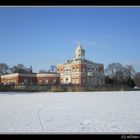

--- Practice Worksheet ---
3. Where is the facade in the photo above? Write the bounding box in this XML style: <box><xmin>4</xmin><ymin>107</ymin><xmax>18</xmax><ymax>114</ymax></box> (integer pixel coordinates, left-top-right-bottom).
<box><xmin>36</xmin><ymin>73</ymin><xmax>60</xmax><ymax>85</ymax></box>
<box><xmin>56</xmin><ymin>43</ymin><xmax>104</xmax><ymax>86</ymax></box>
<box><xmin>1</xmin><ymin>73</ymin><xmax>37</xmax><ymax>85</ymax></box>
<box><xmin>0</xmin><ymin>73</ymin><xmax>60</xmax><ymax>85</ymax></box>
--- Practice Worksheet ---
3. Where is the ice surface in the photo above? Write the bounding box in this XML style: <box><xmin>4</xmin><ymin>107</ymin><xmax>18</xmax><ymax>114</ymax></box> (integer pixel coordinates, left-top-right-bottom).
<box><xmin>0</xmin><ymin>91</ymin><xmax>140</xmax><ymax>133</ymax></box>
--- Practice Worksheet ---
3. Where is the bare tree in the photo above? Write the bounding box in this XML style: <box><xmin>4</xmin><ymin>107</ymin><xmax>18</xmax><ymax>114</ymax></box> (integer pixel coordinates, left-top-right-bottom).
<box><xmin>105</xmin><ymin>63</ymin><xmax>124</xmax><ymax>78</ymax></box>
<box><xmin>123</xmin><ymin>65</ymin><xmax>135</xmax><ymax>79</ymax></box>
<box><xmin>49</xmin><ymin>65</ymin><xmax>56</xmax><ymax>73</ymax></box>
<box><xmin>115</xmin><ymin>70</ymin><xmax>124</xmax><ymax>83</ymax></box>
<box><xmin>105</xmin><ymin>62</ymin><xmax>136</xmax><ymax>87</ymax></box>
<box><xmin>133</xmin><ymin>72</ymin><xmax>140</xmax><ymax>87</ymax></box>
<box><xmin>0</xmin><ymin>63</ymin><xmax>9</xmax><ymax>75</ymax></box>
<box><xmin>10</xmin><ymin>64</ymin><xmax>32</xmax><ymax>74</ymax></box>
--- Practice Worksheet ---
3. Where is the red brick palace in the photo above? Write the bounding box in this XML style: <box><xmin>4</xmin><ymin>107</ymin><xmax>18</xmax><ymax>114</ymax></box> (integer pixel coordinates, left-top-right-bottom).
<box><xmin>56</xmin><ymin>43</ymin><xmax>104</xmax><ymax>86</ymax></box>
<box><xmin>0</xmin><ymin>43</ymin><xmax>104</xmax><ymax>86</ymax></box>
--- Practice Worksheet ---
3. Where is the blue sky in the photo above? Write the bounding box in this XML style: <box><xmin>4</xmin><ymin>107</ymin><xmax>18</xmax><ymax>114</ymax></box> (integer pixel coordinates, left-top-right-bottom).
<box><xmin>0</xmin><ymin>7</ymin><xmax>140</xmax><ymax>72</ymax></box>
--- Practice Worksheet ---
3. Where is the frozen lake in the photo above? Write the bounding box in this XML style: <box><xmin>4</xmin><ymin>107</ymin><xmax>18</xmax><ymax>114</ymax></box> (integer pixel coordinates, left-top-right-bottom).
<box><xmin>0</xmin><ymin>91</ymin><xmax>140</xmax><ymax>134</ymax></box>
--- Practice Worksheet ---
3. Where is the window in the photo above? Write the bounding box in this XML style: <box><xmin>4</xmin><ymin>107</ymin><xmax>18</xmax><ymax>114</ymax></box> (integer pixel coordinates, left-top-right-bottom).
<box><xmin>53</xmin><ymin>79</ymin><xmax>56</xmax><ymax>84</ymax></box>
<box><xmin>76</xmin><ymin>67</ymin><xmax>78</xmax><ymax>71</ymax></box>
<box><xmin>46</xmin><ymin>79</ymin><xmax>48</xmax><ymax>84</ymax></box>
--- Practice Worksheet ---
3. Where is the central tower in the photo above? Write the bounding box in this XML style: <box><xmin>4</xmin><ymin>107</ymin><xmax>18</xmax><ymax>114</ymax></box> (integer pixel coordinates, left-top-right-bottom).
<box><xmin>75</xmin><ymin>43</ymin><xmax>85</xmax><ymax>60</ymax></box>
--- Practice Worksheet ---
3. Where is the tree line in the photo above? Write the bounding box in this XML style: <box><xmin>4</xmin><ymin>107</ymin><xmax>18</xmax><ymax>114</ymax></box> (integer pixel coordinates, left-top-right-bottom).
<box><xmin>0</xmin><ymin>63</ymin><xmax>32</xmax><ymax>74</ymax></box>
<box><xmin>0</xmin><ymin>63</ymin><xmax>56</xmax><ymax>75</ymax></box>
<box><xmin>0</xmin><ymin>62</ymin><xmax>140</xmax><ymax>88</ymax></box>
<box><xmin>105</xmin><ymin>62</ymin><xmax>140</xmax><ymax>88</ymax></box>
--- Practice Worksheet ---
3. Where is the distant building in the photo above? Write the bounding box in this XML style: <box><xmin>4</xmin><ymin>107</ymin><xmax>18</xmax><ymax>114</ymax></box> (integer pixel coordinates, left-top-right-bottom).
<box><xmin>56</xmin><ymin>43</ymin><xmax>104</xmax><ymax>86</ymax></box>
<box><xmin>0</xmin><ymin>73</ymin><xmax>37</xmax><ymax>85</ymax></box>
<box><xmin>0</xmin><ymin>72</ymin><xmax>60</xmax><ymax>85</ymax></box>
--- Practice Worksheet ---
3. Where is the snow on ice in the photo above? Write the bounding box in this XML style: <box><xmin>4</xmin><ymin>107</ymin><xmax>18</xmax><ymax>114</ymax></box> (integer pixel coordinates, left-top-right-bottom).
<box><xmin>0</xmin><ymin>91</ymin><xmax>140</xmax><ymax>133</ymax></box>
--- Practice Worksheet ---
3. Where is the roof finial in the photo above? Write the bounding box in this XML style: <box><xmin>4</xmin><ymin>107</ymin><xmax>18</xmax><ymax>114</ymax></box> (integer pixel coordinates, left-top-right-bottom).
<box><xmin>76</xmin><ymin>41</ymin><xmax>83</xmax><ymax>50</ymax></box>
<box><xmin>77</xmin><ymin>41</ymin><xmax>81</xmax><ymax>47</ymax></box>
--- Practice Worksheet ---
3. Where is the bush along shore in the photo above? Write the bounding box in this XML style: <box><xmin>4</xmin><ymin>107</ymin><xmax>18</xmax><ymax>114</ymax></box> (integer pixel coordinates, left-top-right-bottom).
<box><xmin>0</xmin><ymin>84</ymin><xmax>138</xmax><ymax>92</ymax></box>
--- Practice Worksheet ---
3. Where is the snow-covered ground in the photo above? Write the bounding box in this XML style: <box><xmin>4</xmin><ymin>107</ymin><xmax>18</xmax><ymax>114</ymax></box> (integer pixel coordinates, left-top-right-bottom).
<box><xmin>0</xmin><ymin>91</ymin><xmax>140</xmax><ymax>134</ymax></box>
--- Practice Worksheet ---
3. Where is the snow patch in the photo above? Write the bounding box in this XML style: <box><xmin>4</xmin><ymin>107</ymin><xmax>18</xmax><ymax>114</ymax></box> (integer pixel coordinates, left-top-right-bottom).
<box><xmin>0</xmin><ymin>91</ymin><xmax>140</xmax><ymax>133</ymax></box>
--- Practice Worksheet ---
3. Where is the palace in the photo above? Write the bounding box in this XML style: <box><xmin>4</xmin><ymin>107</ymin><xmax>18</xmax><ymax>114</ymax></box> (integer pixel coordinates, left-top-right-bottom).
<box><xmin>56</xmin><ymin>43</ymin><xmax>104</xmax><ymax>86</ymax></box>
<box><xmin>0</xmin><ymin>43</ymin><xmax>104</xmax><ymax>86</ymax></box>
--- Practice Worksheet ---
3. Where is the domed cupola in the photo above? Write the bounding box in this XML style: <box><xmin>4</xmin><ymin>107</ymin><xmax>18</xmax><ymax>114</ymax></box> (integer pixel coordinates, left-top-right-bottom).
<box><xmin>75</xmin><ymin>42</ymin><xmax>85</xmax><ymax>60</ymax></box>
